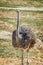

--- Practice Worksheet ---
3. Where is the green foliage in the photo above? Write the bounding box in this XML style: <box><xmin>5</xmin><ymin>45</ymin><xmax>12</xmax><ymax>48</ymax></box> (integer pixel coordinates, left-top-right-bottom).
<box><xmin>0</xmin><ymin>0</ymin><xmax>43</xmax><ymax>7</ymax></box>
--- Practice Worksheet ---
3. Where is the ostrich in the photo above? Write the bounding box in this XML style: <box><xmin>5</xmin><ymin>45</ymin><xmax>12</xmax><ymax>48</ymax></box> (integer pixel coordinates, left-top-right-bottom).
<box><xmin>12</xmin><ymin>10</ymin><xmax>36</xmax><ymax>65</ymax></box>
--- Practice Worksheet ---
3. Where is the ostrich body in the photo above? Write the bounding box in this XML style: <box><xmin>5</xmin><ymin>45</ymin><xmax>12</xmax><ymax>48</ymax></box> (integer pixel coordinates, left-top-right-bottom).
<box><xmin>12</xmin><ymin>26</ymin><xmax>36</xmax><ymax>49</ymax></box>
<box><xmin>12</xmin><ymin>10</ymin><xmax>36</xmax><ymax>65</ymax></box>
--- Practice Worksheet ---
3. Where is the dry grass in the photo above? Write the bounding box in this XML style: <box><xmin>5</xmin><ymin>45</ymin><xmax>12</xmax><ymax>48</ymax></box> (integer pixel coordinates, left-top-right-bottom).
<box><xmin>0</xmin><ymin>0</ymin><xmax>43</xmax><ymax>7</ymax></box>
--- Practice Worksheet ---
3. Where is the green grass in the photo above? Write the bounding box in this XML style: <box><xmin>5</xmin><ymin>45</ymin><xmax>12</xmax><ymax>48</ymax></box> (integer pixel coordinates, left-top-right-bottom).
<box><xmin>0</xmin><ymin>17</ymin><xmax>17</xmax><ymax>31</ymax></box>
<box><xmin>0</xmin><ymin>18</ymin><xmax>16</xmax><ymax>24</ymax></box>
<box><xmin>21</xmin><ymin>17</ymin><xmax>43</xmax><ymax>30</ymax></box>
<box><xmin>0</xmin><ymin>17</ymin><xmax>43</xmax><ymax>32</ymax></box>
<box><xmin>30</xmin><ymin>50</ymin><xmax>39</xmax><ymax>57</ymax></box>
<box><xmin>0</xmin><ymin>1</ymin><xmax>17</xmax><ymax>7</ymax></box>
<box><xmin>0</xmin><ymin>0</ymin><xmax>43</xmax><ymax>7</ymax></box>
<box><xmin>0</xmin><ymin>39</ymin><xmax>22</xmax><ymax>58</ymax></box>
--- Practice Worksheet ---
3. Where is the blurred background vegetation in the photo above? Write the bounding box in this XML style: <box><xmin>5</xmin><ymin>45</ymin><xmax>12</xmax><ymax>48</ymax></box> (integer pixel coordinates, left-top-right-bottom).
<box><xmin>0</xmin><ymin>0</ymin><xmax>43</xmax><ymax>7</ymax></box>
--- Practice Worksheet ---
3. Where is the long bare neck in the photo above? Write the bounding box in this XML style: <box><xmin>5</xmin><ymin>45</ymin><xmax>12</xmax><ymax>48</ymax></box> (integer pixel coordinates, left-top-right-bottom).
<box><xmin>17</xmin><ymin>10</ymin><xmax>20</xmax><ymax>38</ymax></box>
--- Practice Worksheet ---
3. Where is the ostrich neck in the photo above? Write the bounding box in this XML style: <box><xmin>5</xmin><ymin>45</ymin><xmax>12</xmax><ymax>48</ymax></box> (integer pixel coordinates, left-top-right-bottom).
<box><xmin>17</xmin><ymin>10</ymin><xmax>20</xmax><ymax>38</ymax></box>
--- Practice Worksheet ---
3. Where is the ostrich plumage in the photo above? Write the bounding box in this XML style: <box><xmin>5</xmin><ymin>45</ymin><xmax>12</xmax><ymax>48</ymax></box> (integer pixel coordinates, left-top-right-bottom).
<box><xmin>12</xmin><ymin>26</ymin><xmax>36</xmax><ymax>49</ymax></box>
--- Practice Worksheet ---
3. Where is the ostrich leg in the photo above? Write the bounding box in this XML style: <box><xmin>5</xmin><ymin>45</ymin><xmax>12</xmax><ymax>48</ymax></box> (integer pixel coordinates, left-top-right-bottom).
<box><xmin>21</xmin><ymin>49</ymin><xmax>24</xmax><ymax>65</ymax></box>
<box><xmin>27</xmin><ymin>49</ymin><xmax>29</xmax><ymax>65</ymax></box>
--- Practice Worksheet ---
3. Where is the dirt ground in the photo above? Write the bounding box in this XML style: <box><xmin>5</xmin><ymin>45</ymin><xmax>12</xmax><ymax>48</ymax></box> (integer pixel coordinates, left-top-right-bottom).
<box><xmin>0</xmin><ymin>57</ymin><xmax>43</xmax><ymax>65</ymax></box>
